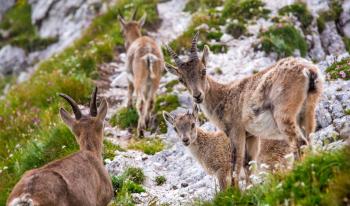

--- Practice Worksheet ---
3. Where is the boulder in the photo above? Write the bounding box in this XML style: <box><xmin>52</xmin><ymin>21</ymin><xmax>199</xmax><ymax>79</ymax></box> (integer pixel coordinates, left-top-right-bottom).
<box><xmin>0</xmin><ymin>45</ymin><xmax>27</xmax><ymax>75</ymax></box>
<box><xmin>320</xmin><ymin>22</ymin><xmax>347</xmax><ymax>55</ymax></box>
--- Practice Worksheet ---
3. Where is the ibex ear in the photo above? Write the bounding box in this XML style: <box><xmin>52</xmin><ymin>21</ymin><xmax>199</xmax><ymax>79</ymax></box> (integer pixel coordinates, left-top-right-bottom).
<box><xmin>192</xmin><ymin>104</ymin><xmax>200</xmax><ymax>119</ymax></box>
<box><xmin>138</xmin><ymin>13</ymin><xmax>147</xmax><ymax>27</ymax></box>
<box><xmin>118</xmin><ymin>15</ymin><xmax>126</xmax><ymax>28</ymax></box>
<box><xmin>165</xmin><ymin>62</ymin><xmax>180</xmax><ymax>76</ymax></box>
<box><xmin>60</xmin><ymin>108</ymin><xmax>75</xmax><ymax>128</ymax></box>
<box><xmin>201</xmin><ymin>45</ymin><xmax>210</xmax><ymax>66</ymax></box>
<box><xmin>163</xmin><ymin>111</ymin><xmax>175</xmax><ymax>125</ymax></box>
<box><xmin>97</xmin><ymin>98</ymin><xmax>108</xmax><ymax>121</ymax></box>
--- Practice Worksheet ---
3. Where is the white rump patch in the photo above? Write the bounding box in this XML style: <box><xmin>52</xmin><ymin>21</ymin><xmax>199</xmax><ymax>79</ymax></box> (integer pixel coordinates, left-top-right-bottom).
<box><xmin>9</xmin><ymin>193</ymin><xmax>34</xmax><ymax>206</ymax></box>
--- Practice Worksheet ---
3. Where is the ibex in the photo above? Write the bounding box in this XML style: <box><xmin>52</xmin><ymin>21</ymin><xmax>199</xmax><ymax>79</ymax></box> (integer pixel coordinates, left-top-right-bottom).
<box><xmin>163</xmin><ymin>104</ymin><xmax>232</xmax><ymax>190</ymax></box>
<box><xmin>118</xmin><ymin>11</ymin><xmax>164</xmax><ymax>137</ymax></box>
<box><xmin>7</xmin><ymin>87</ymin><xmax>113</xmax><ymax>206</ymax></box>
<box><xmin>165</xmin><ymin>32</ymin><xmax>322</xmax><ymax>186</ymax></box>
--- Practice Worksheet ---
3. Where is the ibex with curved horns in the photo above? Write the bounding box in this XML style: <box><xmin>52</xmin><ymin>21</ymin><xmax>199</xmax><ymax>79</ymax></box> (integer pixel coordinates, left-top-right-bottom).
<box><xmin>119</xmin><ymin>10</ymin><xmax>164</xmax><ymax>137</ymax></box>
<box><xmin>7</xmin><ymin>87</ymin><xmax>113</xmax><ymax>206</ymax></box>
<box><xmin>165</xmin><ymin>32</ymin><xmax>322</xmax><ymax>186</ymax></box>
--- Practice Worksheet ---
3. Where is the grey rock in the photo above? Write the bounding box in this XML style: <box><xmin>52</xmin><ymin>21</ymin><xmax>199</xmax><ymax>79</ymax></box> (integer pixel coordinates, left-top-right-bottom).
<box><xmin>0</xmin><ymin>0</ymin><xmax>15</xmax><ymax>20</ymax></box>
<box><xmin>340</xmin><ymin>0</ymin><xmax>350</xmax><ymax>38</ymax></box>
<box><xmin>320</xmin><ymin>22</ymin><xmax>347</xmax><ymax>55</ymax></box>
<box><xmin>309</xmin><ymin>24</ymin><xmax>326</xmax><ymax>61</ymax></box>
<box><xmin>330</xmin><ymin>99</ymin><xmax>344</xmax><ymax>119</ymax></box>
<box><xmin>0</xmin><ymin>45</ymin><xmax>27</xmax><ymax>75</ymax></box>
<box><xmin>316</xmin><ymin>101</ymin><xmax>333</xmax><ymax>128</ymax></box>
<box><xmin>333</xmin><ymin>116</ymin><xmax>350</xmax><ymax>140</ymax></box>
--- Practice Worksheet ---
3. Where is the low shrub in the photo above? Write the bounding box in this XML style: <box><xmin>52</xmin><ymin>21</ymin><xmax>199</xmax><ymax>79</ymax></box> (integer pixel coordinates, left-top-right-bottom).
<box><xmin>325</xmin><ymin>57</ymin><xmax>350</xmax><ymax>80</ymax></box>
<box><xmin>226</xmin><ymin>21</ymin><xmax>247</xmax><ymax>38</ymax></box>
<box><xmin>155</xmin><ymin>175</ymin><xmax>167</xmax><ymax>186</ymax></box>
<box><xmin>110</xmin><ymin>107</ymin><xmax>139</xmax><ymax>129</ymax></box>
<box><xmin>278</xmin><ymin>3</ymin><xmax>313</xmax><ymax>30</ymax></box>
<box><xmin>317</xmin><ymin>0</ymin><xmax>343</xmax><ymax>33</ymax></box>
<box><xmin>260</xmin><ymin>24</ymin><xmax>307</xmax><ymax>57</ymax></box>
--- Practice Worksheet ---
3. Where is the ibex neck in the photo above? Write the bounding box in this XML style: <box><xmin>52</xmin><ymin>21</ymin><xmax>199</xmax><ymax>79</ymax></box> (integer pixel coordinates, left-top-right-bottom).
<box><xmin>203</xmin><ymin>77</ymin><xmax>228</xmax><ymax>110</ymax></box>
<box><xmin>126</xmin><ymin>32</ymin><xmax>142</xmax><ymax>50</ymax></box>
<box><xmin>79</xmin><ymin>133</ymin><xmax>103</xmax><ymax>161</ymax></box>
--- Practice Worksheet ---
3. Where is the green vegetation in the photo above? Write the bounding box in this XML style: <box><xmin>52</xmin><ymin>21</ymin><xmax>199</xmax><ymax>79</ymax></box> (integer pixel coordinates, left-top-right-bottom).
<box><xmin>184</xmin><ymin>0</ymin><xmax>224</xmax><ymax>13</ymax></box>
<box><xmin>154</xmin><ymin>94</ymin><xmax>180</xmax><ymax>133</ymax></box>
<box><xmin>325</xmin><ymin>57</ymin><xmax>350</xmax><ymax>80</ymax></box>
<box><xmin>0</xmin><ymin>76</ymin><xmax>15</xmax><ymax>95</ymax></box>
<box><xmin>103</xmin><ymin>140</ymin><xmax>125</xmax><ymax>160</ymax></box>
<box><xmin>317</xmin><ymin>0</ymin><xmax>343</xmax><ymax>33</ymax></box>
<box><xmin>110</xmin><ymin>107</ymin><xmax>139</xmax><ymax>129</ymax></box>
<box><xmin>197</xmin><ymin>147</ymin><xmax>350</xmax><ymax>206</ymax></box>
<box><xmin>214</xmin><ymin>67</ymin><xmax>223</xmax><ymax>75</ymax></box>
<box><xmin>155</xmin><ymin>175</ymin><xmax>167</xmax><ymax>186</ymax></box>
<box><xmin>222</xmin><ymin>0</ymin><xmax>270</xmax><ymax>22</ymax></box>
<box><xmin>260</xmin><ymin>24</ymin><xmax>308</xmax><ymax>57</ymax></box>
<box><xmin>278</xmin><ymin>3</ymin><xmax>313</xmax><ymax>30</ymax></box>
<box><xmin>111</xmin><ymin>167</ymin><xmax>146</xmax><ymax>206</ymax></box>
<box><xmin>165</xmin><ymin>79</ymin><xmax>179</xmax><ymax>93</ymax></box>
<box><xmin>0</xmin><ymin>0</ymin><xmax>57</xmax><ymax>52</ymax></box>
<box><xmin>0</xmin><ymin>0</ymin><xmax>159</xmax><ymax>203</ymax></box>
<box><xmin>226</xmin><ymin>21</ymin><xmax>247</xmax><ymax>39</ymax></box>
<box><xmin>128</xmin><ymin>137</ymin><xmax>165</xmax><ymax>155</ymax></box>
<box><xmin>344</xmin><ymin>37</ymin><xmax>350</xmax><ymax>53</ymax></box>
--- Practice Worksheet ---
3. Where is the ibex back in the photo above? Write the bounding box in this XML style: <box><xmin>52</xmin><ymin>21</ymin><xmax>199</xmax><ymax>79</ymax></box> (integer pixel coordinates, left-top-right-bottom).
<box><xmin>119</xmin><ymin>11</ymin><xmax>164</xmax><ymax>137</ymax></box>
<box><xmin>165</xmin><ymin>32</ymin><xmax>322</xmax><ymax>186</ymax></box>
<box><xmin>7</xmin><ymin>88</ymin><xmax>113</xmax><ymax>206</ymax></box>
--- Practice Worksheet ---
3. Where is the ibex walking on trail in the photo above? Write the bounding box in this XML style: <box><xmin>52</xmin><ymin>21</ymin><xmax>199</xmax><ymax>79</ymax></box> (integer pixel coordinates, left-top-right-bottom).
<box><xmin>119</xmin><ymin>11</ymin><xmax>164</xmax><ymax>137</ymax></box>
<box><xmin>165</xmin><ymin>32</ymin><xmax>322</xmax><ymax>186</ymax></box>
<box><xmin>7</xmin><ymin>87</ymin><xmax>113</xmax><ymax>206</ymax></box>
<box><xmin>163</xmin><ymin>104</ymin><xmax>232</xmax><ymax>190</ymax></box>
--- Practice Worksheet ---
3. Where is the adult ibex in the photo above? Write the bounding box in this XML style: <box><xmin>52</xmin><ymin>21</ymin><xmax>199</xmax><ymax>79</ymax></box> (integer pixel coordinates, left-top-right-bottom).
<box><xmin>7</xmin><ymin>87</ymin><xmax>113</xmax><ymax>206</ymax></box>
<box><xmin>165</xmin><ymin>32</ymin><xmax>322</xmax><ymax>186</ymax></box>
<box><xmin>119</xmin><ymin>11</ymin><xmax>164</xmax><ymax>137</ymax></box>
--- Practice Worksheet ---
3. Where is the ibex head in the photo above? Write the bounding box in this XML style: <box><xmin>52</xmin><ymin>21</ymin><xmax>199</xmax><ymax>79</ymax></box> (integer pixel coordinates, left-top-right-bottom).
<box><xmin>163</xmin><ymin>104</ymin><xmax>200</xmax><ymax>146</ymax></box>
<box><xmin>118</xmin><ymin>9</ymin><xmax>147</xmax><ymax>49</ymax></box>
<box><xmin>59</xmin><ymin>87</ymin><xmax>108</xmax><ymax>154</ymax></box>
<box><xmin>165</xmin><ymin>32</ymin><xmax>210</xmax><ymax>103</ymax></box>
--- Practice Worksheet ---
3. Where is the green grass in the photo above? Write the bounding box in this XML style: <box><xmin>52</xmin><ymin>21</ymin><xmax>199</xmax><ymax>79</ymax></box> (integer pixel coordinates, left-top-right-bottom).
<box><xmin>260</xmin><ymin>24</ymin><xmax>308</xmax><ymax>57</ymax></box>
<box><xmin>325</xmin><ymin>57</ymin><xmax>350</xmax><ymax>80</ymax></box>
<box><xmin>111</xmin><ymin>167</ymin><xmax>146</xmax><ymax>206</ymax></box>
<box><xmin>154</xmin><ymin>94</ymin><xmax>180</xmax><ymax>133</ymax></box>
<box><xmin>164</xmin><ymin>79</ymin><xmax>179</xmax><ymax>93</ymax></box>
<box><xmin>316</xmin><ymin>0</ymin><xmax>343</xmax><ymax>33</ymax></box>
<box><xmin>0</xmin><ymin>0</ymin><xmax>159</xmax><ymax>204</ymax></box>
<box><xmin>0</xmin><ymin>0</ymin><xmax>57</xmax><ymax>52</ymax></box>
<box><xmin>103</xmin><ymin>140</ymin><xmax>125</xmax><ymax>160</ymax></box>
<box><xmin>155</xmin><ymin>175</ymin><xmax>167</xmax><ymax>186</ymax></box>
<box><xmin>128</xmin><ymin>137</ymin><xmax>165</xmax><ymax>155</ymax></box>
<box><xmin>226</xmin><ymin>21</ymin><xmax>247</xmax><ymax>39</ymax></box>
<box><xmin>184</xmin><ymin>0</ymin><xmax>224</xmax><ymax>13</ymax></box>
<box><xmin>278</xmin><ymin>3</ymin><xmax>313</xmax><ymax>30</ymax></box>
<box><xmin>197</xmin><ymin>147</ymin><xmax>350</xmax><ymax>206</ymax></box>
<box><xmin>222</xmin><ymin>0</ymin><xmax>270</xmax><ymax>22</ymax></box>
<box><xmin>110</xmin><ymin>107</ymin><xmax>139</xmax><ymax>129</ymax></box>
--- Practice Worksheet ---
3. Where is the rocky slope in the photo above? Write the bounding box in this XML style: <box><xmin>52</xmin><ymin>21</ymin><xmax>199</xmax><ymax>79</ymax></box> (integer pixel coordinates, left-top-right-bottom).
<box><xmin>103</xmin><ymin>0</ymin><xmax>350</xmax><ymax>205</ymax></box>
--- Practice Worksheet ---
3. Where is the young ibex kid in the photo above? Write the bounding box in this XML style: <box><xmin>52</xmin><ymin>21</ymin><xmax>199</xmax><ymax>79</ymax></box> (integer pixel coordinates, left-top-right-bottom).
<box><xmin>163</xmin><ymin>104</ymin><xmax>232</xmax><ymax>190</ymax></box>
<box><xmin>7</xmin><ymin>87</ymin><xmax>113</xmax><ymax>206</ymax></box>
<box><xmin>165</xmin><ymin>32</ymin><xmax>322</xmax><ymax>186</ymax></box>
<box><xmin>119</xmin><ymin>11</ymin><xmax>164</xmax><ymax>137</ymax></box>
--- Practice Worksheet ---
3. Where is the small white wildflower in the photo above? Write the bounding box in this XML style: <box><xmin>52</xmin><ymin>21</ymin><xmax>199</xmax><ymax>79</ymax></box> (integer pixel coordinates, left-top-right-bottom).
<box><xmin>104</xmin><ymin>159</ymin><xmax>111</xmax><ymax>164</ymax></box>
<box><xmin>276</xmin><ymin>182</ymin><xmax>283</xmax><ymax>188</ymax></box>
<box><xmin>3</xmin><ymin>166</ymin><xmax>8</xmax><ymax>170</ymax></box>
<box><xmin>232</xmin><ymin>19</ymin><xmax>239</xmax><ymax>24</ymax></box>
<box><xmin>9</xmin><ymin>154</ymin><xmax>13</xmax><ymax>158</ymax></box>
<box><xmin>15</xmin><ymin>144</ymin><xmax>20</xmax><ymax>149</ymax></box>
<box><xmin>246</xmin><ymin>184</ymin><xmax>253</xmax><ymax>190</ymax></box>
<box><xmin>62</xmin><ymin>145</ymin><xmax>66</xmax><ymax>149</ymax></box>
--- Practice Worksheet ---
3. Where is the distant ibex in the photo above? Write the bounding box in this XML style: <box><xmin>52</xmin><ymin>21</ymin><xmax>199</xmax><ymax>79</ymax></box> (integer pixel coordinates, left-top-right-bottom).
<box><xmin>119</xmin><ymin>11</ymin><xmax>164</xmax><ymax>137</ymax></box>
<box><xmin>165</xmin><ymin>32</ymin><xmax>322</xmax><ymax>186</ymax></box>
<box><xmin>163</xmin><ymin>104</ymin><xmax>232</xmax><ymax>190</ymax></box>
<box><xmin>7</xmin><ymin>88</ymin><xmax>113</xmax><ymax>206</ymax></box>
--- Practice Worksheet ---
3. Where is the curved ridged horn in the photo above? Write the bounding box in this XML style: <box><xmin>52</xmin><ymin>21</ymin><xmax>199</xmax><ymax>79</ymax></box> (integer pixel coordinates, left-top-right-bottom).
<box><xmin>165</xmin><ymin>44</ymin><xmax>182</xmax><ymax>66</ymax></box>
<box><xmin>131</xmin><ymin>8</ymin><xmax>138</xmax><ymax>20</ymax></box>
<box><xmin>59</xmin><ymin>93</ymin><xmax>82</xmax><ymax>120</ymax></box>
<box><xmin>190</xmin><ymin>31</ymin><xmax>199</xmax><ymax>60</ymax></box>
<box><xmin>90</xmin><ymin>87</ymin><xmax>98</xmax><ymax>117</ymax></box>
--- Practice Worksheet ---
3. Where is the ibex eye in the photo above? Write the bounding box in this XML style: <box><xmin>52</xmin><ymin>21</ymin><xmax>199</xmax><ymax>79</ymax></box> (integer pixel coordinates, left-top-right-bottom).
<box><xmin>201</xmin><ymin>69</ymin><xmax>206</xmax><ymax>76</ymax></box>
<box><xmin>174</xmin><ymin>127</ymin><xmax>178</xmax><ymax>132</ymax></box>
<box><xmin>179</xmin><ymin>78</ymin><xmax>185</xmax><ymax>84</ymax></box>
<box><xmin>191</xmin><ymin>123</ymin><xmax>195</xmax><ymax>129</ymax></box>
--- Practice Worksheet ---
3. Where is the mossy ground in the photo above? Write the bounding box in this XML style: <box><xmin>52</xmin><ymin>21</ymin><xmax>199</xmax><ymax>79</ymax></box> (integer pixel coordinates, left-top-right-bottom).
<box><xmin>154</xmin><ymin>94</ymin><xmax>180</xmax><ymax>133</ymax></box>
<box><xmin>103</xmin><ymin>140</ymin><xmax>125</xmax><ymax>160</ymax></box>
<box><xmin>110</xmin><ymin>107</ymin><xmax>139</xmax><ymax>129</ymax></box>
<box><xmin>0</xmin><ymin>0</ymin><xmax>159</xmax><ymax>203</ymax></box>
<box><xmin>155</xmin><ymin>175</ymin><xmax>167</xmax><ymax>186</ymax></box>
<box><xmin>0</xmin><ymin>0</ymin><xmax>57</xmax><ymax>52</ymax></box>
<box><xmin>128</xmin><ymin>137</ymin><xmax>165</xmax><ymax>155</ymax></box>
<box><xmin>325</xmin><ymin>57</ymin><xmax>350</xmax><ymax>80</ymax></box>
<box><xmin>197</xmin><ymin>147</ymin><xmax>350</xmax><ymax>206</ymax></box>
<box><xmin>278</xmin><ymin>3</ymin><xmax>313</xmax><ymax>30</ymax></box>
